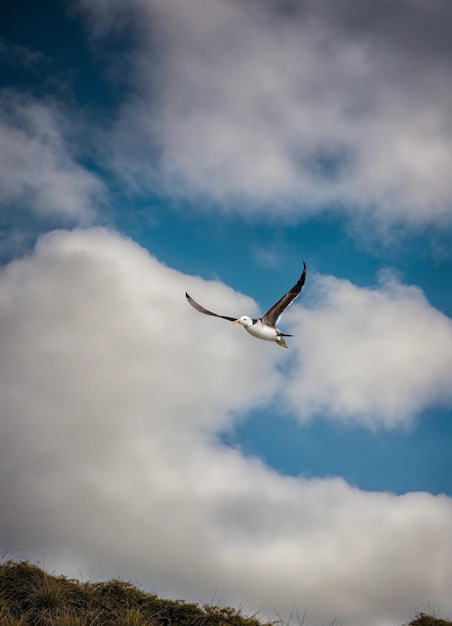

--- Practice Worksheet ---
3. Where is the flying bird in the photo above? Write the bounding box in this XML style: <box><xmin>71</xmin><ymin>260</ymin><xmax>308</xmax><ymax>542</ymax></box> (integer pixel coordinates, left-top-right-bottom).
<box><xmin>185</xmin><ymin>262</ymin><xmax>306</xmax><ymax>348</ymax></box>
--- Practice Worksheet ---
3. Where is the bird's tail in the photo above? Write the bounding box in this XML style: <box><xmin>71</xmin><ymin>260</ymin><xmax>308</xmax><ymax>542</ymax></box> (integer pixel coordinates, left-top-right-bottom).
<box><xmin>280</xmin><ymin>333</ymin><xmax>293</xmax><ymax>337</ymax></box>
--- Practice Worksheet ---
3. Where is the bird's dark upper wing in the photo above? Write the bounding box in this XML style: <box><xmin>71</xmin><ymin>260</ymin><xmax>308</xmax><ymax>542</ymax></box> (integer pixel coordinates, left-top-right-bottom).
<box><xmin>261</xmin><ymin>262</ymin><xmax>307</xmax><ymax>326</ymax></box>
<box><xmin>185</xmin><ymin>292</ymin><xmax>237</xmax><ymax>322</ymax></box>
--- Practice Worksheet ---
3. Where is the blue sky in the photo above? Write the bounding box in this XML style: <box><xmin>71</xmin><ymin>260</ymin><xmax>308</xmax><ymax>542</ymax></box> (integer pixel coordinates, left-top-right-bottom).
<box><xmin>1</xmin><ymin>1</ymin><xmax>451</xmax><ymax>625</ymax></box>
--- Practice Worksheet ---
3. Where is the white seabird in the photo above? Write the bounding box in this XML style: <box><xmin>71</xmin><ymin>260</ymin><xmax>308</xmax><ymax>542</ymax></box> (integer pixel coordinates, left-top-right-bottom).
<box><xmin>185</xmin><ymin>262</ymin><xmax>306</xmax><ymax>348</ymax></box>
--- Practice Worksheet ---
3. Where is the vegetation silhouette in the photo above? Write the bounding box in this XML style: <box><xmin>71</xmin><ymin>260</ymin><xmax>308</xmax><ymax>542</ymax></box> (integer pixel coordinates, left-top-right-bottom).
<box><xmin>0</xmin><ymin>561</ymin><xmax>449</xmax><ymax>626</ymax></box>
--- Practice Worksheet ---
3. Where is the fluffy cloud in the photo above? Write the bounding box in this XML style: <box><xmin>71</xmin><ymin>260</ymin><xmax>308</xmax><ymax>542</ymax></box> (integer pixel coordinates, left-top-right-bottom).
<box><xmin>0</xmin><ymin>90</ymin><xmax>106</xmax><ymax>223</ymax></box>
<box><xmin>0</xmin><ymin>228</ymin><xmax>451</xmax><ymax>626</ymax></box>
<box><xmin>284</xmin><ymin>270</ymin><xmax>452</xmax><ymax>428</ymax></box>
<box><xmin>76</xmin><ymin>0</ymin><xmax>452</xmax><ymax>230</ymax></box>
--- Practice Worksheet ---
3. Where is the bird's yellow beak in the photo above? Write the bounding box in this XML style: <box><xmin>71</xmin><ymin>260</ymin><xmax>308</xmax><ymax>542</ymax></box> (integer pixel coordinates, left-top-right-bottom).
<box><xmin>232</xmin><ymin>319</ymin><xmax>240</xmax><ymax>325</ymax></box>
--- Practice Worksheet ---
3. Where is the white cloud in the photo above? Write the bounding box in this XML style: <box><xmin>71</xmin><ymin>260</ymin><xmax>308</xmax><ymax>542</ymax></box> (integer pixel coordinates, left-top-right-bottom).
<box><xmin>0</xmin><ymin>90</ymin><xmax>106</xmax><ymax>223</ymax></box>
<box><xmin>0</xmin><ymin>228</ymin><xmax>451</xmax><ymax>626</ymax></box>
<box><xmin>283</xmin><ymin>270</ymin><xmax>452</xmax><ymax>428</ymax></box>
<box><xmin>77</xmin><ymin>0</ymin><xmax>452</xmax><ymax>231</ymax></box>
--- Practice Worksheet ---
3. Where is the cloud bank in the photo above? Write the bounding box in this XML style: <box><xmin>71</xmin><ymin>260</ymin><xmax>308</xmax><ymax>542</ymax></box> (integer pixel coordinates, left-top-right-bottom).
<box><xmin>284</xmin><ymin>270</ymin><xmax>452</xmax><ymax>428</ymax></box>
<box><xmin>0</xmin><ymin>90</ymin><xmax>105</xmax><ymax>223</ymax></box>
<box><xmin>77</xmin><ymin>0</ymin><xmax>452</xmax><ymax>230</ymax></box>
<box><xmin>1</xmin><ymin>228</ymin><xmax>451</xmax><ymax>626</ymax></box>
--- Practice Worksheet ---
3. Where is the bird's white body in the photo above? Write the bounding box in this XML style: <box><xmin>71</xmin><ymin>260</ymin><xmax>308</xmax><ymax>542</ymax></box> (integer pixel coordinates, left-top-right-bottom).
<box><xmin>234</xmin><ymin>316</ymin><xmax>287</xmax><ymax>346</ymax></box>
<box><xmin>235</xmin><ymin>316</ymin><xmax>279</xmax><ymax>340</ymax></box>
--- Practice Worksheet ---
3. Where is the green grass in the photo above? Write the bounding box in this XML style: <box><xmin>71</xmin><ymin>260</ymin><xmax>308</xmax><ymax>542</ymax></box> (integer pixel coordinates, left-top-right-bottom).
<box><xmin>0</xmin><ymin>561</ymin><xmax>449</xmax><ymax>626</ymax></box>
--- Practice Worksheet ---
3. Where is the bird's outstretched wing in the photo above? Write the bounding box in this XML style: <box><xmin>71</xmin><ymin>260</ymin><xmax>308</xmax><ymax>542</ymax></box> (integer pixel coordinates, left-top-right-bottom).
<box><xmin>262</xmin><ymin>262</ymin><xmax>307</xmax><ymax>326</ymax></box>
<box><xmin>185</xmin><ymin>292</ymin><xmax>237</xmax><ymax>322</ymax></box>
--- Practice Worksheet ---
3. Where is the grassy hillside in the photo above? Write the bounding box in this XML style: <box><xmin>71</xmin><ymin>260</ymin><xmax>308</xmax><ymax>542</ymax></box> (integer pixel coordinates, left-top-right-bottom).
<box><xmin>0</xmin><ymin>561</ymin><xmax>449</xmax><ymax>626</ymax></box>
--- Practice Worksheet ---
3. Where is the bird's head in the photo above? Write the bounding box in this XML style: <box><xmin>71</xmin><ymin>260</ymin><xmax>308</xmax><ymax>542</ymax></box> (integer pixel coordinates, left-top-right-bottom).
<box><xmin>232</xmin><ymin>315</ymin><xmax>253</xmax><ymax>328</ymax></box>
